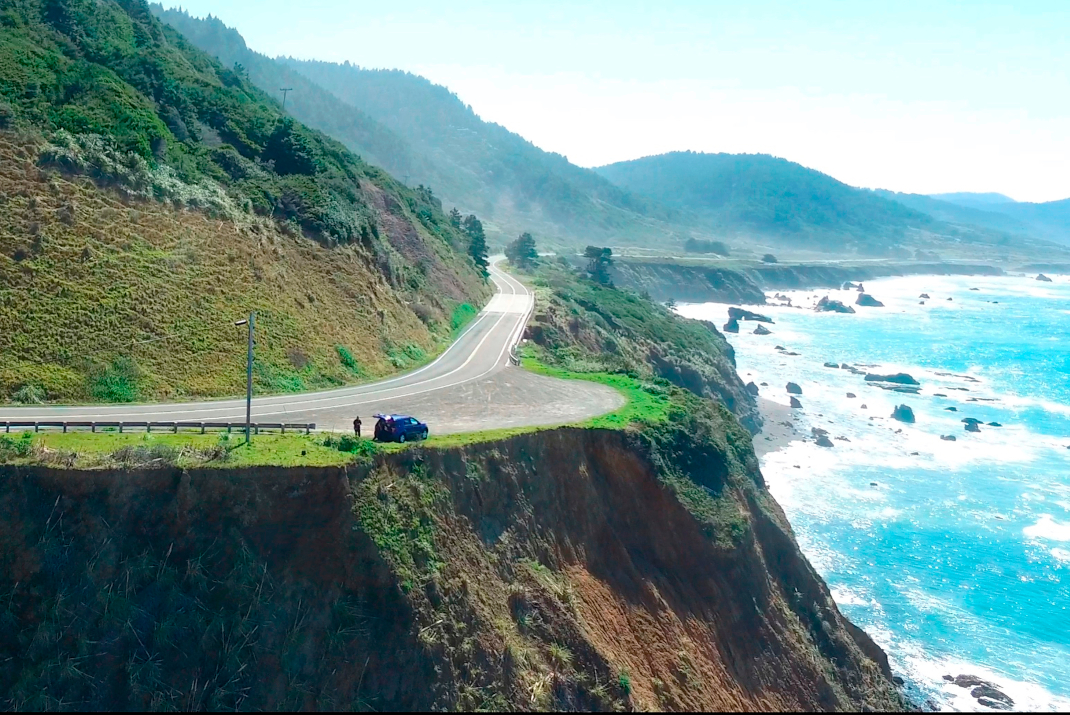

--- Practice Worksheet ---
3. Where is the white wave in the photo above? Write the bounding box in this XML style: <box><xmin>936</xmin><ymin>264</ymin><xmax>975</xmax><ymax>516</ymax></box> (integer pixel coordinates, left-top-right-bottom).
<box><xmin>1052</xmin><ymin>548</ymin><xmax>1070</xmax><ymax>563</ymax></box>
<box><xmin>895</xmin><ymin>648</ymin><xmax>1070</xmax><ymax>712</ymax></box>
<box><xmin>1023</xmin><ymin>515</ymin><xmax>1070</xmax><ymax>542</ymax></box>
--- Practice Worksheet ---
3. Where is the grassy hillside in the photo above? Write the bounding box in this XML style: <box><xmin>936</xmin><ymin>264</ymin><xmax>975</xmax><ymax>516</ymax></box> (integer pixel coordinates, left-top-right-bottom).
<box><xmin>515</xmin><ymin>258</ymin><xmax>761</xmax><ymax>433</ymax></box>
<box><xmin>0</xmin><ymin>0</ymin><xmax>489</xmax><ymax>403</ymax></box>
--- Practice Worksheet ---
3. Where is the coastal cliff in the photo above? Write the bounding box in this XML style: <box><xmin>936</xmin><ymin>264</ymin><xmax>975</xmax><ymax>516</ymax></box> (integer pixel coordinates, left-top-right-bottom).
<box><xmin>608</xmin><ymin>258</ymin><xmax>1005</xmax><ymax>305</ymax></box>
<box><xmin>0</xmin><ymin>415</ymin><xmax>904</xmax><ymax>711</ymax></box>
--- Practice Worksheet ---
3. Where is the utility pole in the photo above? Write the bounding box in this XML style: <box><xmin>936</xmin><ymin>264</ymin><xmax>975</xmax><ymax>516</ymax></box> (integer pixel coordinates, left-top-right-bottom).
<box><xmin>234</xmin><ymin>313</ymin><xmax>255</xmax><ymax>444</ymax></box>
<box><xmin>280</xmin><ymin>87</ymin><xmax>293</xmax><ymax>110</ymax></box>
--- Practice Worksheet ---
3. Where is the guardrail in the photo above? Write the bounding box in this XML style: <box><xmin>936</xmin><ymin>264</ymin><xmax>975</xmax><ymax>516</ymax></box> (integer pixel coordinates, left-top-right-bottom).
<box><xmin>2</xmin><ymin>421</ymin><xmax>315</xmax><ymax>435</ymax></box>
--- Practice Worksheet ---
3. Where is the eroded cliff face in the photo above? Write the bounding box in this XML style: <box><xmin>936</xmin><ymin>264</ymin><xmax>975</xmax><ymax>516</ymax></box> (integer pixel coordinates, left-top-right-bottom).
<box><xmin>0</xmin><ymin>416</ymin><xmax>904</xmax><ymax>711</ymax></box>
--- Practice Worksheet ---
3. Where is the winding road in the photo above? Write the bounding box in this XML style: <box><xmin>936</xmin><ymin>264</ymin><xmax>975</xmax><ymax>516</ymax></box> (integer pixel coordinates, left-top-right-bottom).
<box><xmin>0</xmin><ymin>259</ymin><xmax>624</xmax><ymax>435</ymax></box>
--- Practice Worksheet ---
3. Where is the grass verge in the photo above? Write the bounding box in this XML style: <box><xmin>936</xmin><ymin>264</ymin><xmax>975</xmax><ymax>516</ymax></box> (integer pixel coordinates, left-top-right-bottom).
<box><xmin>2</xmin><ymin>431</ymin><xmax>352</xmax><ymax>468</ymax></box>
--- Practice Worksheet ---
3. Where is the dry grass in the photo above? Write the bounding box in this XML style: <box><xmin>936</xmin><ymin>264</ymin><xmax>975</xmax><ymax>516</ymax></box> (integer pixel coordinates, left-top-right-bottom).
<box><xmin>0</xmin><ymin>133</ymin><xmax>480</xmax><ymax>403</ymax></box>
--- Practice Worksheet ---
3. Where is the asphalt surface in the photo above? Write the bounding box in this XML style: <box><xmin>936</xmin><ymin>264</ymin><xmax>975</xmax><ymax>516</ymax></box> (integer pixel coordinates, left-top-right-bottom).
<box><xmin>0</xmin><ymin>259</ymin><xmax>625</xmax><ymax>434</ymax></box>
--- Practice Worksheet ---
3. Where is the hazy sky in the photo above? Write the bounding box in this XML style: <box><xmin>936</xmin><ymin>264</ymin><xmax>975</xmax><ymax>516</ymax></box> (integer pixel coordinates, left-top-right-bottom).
<box><xmin>166</xmin><ymin>1</ymin><xmax>1070</xmax><ymax>202</ymax></box>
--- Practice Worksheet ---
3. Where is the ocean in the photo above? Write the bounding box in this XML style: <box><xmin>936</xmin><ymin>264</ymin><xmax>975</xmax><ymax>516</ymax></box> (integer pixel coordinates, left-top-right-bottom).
<box><xmin>676</xmin><ymin>273</ymin><xmax>1070</xmax><ymax>712</ymax></box>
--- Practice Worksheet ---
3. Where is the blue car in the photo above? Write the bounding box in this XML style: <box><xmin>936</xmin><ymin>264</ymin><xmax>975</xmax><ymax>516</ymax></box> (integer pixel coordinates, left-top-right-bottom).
<box><xmin>372</xmin><ymin>414</ymin><xmax>429</xmax><ymax>443</ymax></box>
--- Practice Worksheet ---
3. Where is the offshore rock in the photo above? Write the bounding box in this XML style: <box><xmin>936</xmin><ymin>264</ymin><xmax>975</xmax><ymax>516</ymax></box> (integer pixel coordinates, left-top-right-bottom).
<box><xmin>941</xmin><ymin>435</ymin><xmax>957</xmax><ymax>441</ymax></box>
<box><xmin>856</xmin><ymin>293</ymin><xmax>885</xmax><ymax>307</ymax></box>
<box><xmin>891</xmin><ymin>405</ymin><xmax>915</xmax><ymax>423</ymax></box>
<box><xmin>728</xmin><ymin>307</ymin><xmax>774</xmax><ymax>323</ymax></box>
<box><xmin>745</xmin><ymin>382</ymin><xmax>760</xmax><ymax>396</ymax></box>
<box><xmin>786</xmin><ymin>382</ymin><xmax>803</xmax><ymax>395</ymax></box>
<box><xmin>965</xmin><ymin>422</ymin><xmax>981</xmax><ymax>433</ymax></box>
<box><xmin>789</xmin><ymin>396</ymin><xmax>803</xmax><ymax>409</ymax></box>
<box><xmin>754</xmin><ymin>324</ymin><xmax>772</xmax><ymax>335</ymax></box>
<box><xmin>723</xmin><ymin>318</ymin><xmax>740</xmax><ymax>333</ymax></box>
<box><xmin>815</xmin><ymin>296</ymin><xmax>856</xmax><ymax>313</ymax></box>
<box><xmin>1036</xmin><ymin>273</ymin><xmax>1053</xmax><ymax>282</ymax></box>
<box><xmin>865</xmin><ymin>373</ymin><xmax>920</xmax><ymax>385</ymax></box>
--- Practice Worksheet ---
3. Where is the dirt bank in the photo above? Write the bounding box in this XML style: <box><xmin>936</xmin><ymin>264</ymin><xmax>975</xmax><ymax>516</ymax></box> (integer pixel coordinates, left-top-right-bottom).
<box><xmin>0</xmin><ymin>415</ymin><xmax>904</xmax><ymax>711</ymax></box>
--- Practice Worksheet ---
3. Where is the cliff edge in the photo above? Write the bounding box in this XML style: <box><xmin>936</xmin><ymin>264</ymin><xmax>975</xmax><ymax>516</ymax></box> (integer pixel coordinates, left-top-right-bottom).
<box><xmin>0</xmin><ymin>408</ymin><xmax>903</xmax><ymax>711</ymax></box>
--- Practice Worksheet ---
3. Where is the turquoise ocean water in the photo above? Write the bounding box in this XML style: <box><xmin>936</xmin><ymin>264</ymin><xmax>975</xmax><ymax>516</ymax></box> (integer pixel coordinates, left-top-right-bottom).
<box><xmin>677</xmin><ymin>273</ymin><xmax>1070</xmax><ymax>712</ymax></box>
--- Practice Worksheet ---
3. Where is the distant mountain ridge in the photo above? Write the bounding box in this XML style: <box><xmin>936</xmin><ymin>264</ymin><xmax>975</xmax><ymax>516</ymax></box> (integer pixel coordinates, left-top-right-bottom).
<box><xmin>150</xmin><ymin>7</ymin><xmax>1070</xmax><ymax>256</ymax></box>
<box><xmin>595</xmin><ymin>152</ymin><xmax>935</xmax><ymax>251</ymax></box>
<box><xmin>930</xmin><ymin>192</ymin><xmax>1017</xmax><ymax>208</ymax></box>
<box><xmin>921</xmin><ymin>192</ymin><xmax>1070</xmax><ymax>246</ymax></box>
<box><xmin>152</xmin><ymin>6</ymin><xmax>688</xmax><ymax>248</ymax></box>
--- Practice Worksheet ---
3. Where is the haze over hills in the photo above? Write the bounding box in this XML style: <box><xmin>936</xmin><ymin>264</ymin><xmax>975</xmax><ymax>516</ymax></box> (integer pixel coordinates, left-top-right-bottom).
<box><xmin>125</xmin><ymin>7</ymin><xmax>1070</xmax><ymax>258</ymax></box>
<box><xmin>919</xmin><ymin>192</ymin><xmax>1070</xmax><ymax>247</ymax></box>
<box><xmin>595</xmin><ymin>151</ymin><xmax>935</xmax><ymax>253</ymax></box>
<box><xmin>152</xmin><ymin>6</ymin><xmax>688</xmax><ymax>249</ymax></box>
<box><xmin>930</xmin><ymin>192</ymin><xmax>1017</xmax><ymax>208</ymax></box>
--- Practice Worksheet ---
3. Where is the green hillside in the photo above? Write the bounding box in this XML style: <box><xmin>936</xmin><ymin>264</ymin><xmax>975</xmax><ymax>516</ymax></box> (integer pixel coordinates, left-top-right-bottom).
<box><xmin>0</xmin><ymin>0</ymin><xmax>488</xmax><ymax>403</ymax></box>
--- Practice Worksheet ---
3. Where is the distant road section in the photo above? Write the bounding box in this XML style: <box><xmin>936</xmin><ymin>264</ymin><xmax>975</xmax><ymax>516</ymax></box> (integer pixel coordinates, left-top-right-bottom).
<box><xmin>0</xmin><ymin>259</ymin><xmax>624</xmax><ymax>434</ymax></box>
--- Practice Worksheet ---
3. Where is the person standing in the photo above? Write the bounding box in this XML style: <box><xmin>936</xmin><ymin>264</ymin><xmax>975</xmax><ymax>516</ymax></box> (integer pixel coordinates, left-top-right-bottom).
<box><xmin>353</xmin><ymin>416</ymin><xmax>361</xmax><ymax>437</ymax></box>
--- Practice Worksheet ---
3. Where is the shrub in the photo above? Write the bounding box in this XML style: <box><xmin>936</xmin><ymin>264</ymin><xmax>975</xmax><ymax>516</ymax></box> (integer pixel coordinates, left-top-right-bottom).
<box><xmin>0</xmin><ymin>100</ymin><xmax>13</xmax><ymax>130</ymax></box>
<box><xmin>684</xmin><ymin>238</ymin><xmax>729</xmax><ymax>255</ymax></box>
<box><xmin>88</xmin><ymin>357</ymin><xmax>141</xmax><ymax>403</ymax></box>
<box><xmin>618</xmin><ymin>671</ymin><xmax>632</xmax><ymax>697</ymax></box>
<box><xmin>111</xmin><ymin>444</ymin><xmax>178</xmax><ymax>467</ymax></box>
<box><xmin>336</xmin><ymin>345</ymin><xmax>361</xmax><ymax>373</ymax></box>
<box><xmin>450</xmin><ymin>303</ymin><xmax>477</xmax><ymax>334</ymax></box>
<box><xmin>10</xmin><ymin>384</ymin><xmax>46</xmax><ymax>404</ymax></box>
<box><xmin>0</xmin><ymin>432</ymin><xmax>34</xmax><ymax>461</ymax></box>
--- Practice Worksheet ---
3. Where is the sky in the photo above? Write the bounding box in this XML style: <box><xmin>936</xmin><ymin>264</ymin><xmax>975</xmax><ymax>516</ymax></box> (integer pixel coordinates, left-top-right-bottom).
<box><xmin>165</xmin><ymin>1</ymin><xmax>1070</xmax><ymax>203</ymax></box>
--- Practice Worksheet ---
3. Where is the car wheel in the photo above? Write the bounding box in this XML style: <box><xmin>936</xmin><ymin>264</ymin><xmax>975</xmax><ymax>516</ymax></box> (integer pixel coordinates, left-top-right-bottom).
<box><xmin>399</xmin><ymin>433</ymin><xmax>406</xmax><ymax>443</ymax></box>
<box><xmin>422</xmin><ymin>429</ymin><xmax>429</xmax><ymax>440</ymax></box>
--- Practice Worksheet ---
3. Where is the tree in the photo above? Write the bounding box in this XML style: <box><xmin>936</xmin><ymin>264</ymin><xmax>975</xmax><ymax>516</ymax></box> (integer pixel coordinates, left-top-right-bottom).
<box><xmin>463</xmin><ymin>214</ymin><xmax>489</xmax><ymax>277</ymax></box>
<box><xmin>584</xmin><ymin>245</ymin><xmax>613</xmax><ymax>285</ymax></box>
<box><xmin>505</xmin><ymin>232</ymin><xmax>538</xmax><ymax>269</ymax></box>
<box><xmin>448</xmin><ymin>207</ymin><xmax>462</xmax><ymax>228</ymax></box>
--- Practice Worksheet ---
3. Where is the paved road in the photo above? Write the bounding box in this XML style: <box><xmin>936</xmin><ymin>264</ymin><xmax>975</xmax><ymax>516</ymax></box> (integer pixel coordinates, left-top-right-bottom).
<box><xmin>0</xmin><ymin>259</ymin><xmax>624</xmax><ymax>434</ymax></box>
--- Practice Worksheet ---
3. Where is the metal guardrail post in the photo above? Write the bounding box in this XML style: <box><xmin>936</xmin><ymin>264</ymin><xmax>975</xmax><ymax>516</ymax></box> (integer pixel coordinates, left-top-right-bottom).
<box><xmin>91</xmin><ymin>422</ymin><xmax>96</xmax><ymax>433</ymax></box>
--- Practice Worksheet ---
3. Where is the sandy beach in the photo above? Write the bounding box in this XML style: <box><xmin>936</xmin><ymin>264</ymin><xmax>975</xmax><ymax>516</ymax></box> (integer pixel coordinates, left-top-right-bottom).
<box><xmin>752</xmin><ymin>397</ymin><xmax>805</xmax><ymax>458</ymax></box>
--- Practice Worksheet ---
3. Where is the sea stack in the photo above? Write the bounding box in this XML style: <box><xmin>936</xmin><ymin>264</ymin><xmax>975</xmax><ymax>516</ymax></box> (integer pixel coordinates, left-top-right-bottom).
<box><xmin>754</xmin><ymin>324</ymin><xmax>772</xmax><ymax>335</ymax></box>
<box><xmin>723</xmin><ymin>318</ymin><xmax>740</xmax><ymax>333</ymax></box>
<box><xmin>856</xmin><ymin>293</ymin><xmax>885</xmax><ymax>307</ymax></box>
<box><xmin>891</xmin><ymin>404</ymin><xmax>916</xmax><ymax>423</ymax></box>
<box><xmin>1036</xmin><ymin>274</ymin><xmax>1053</xmax><ymax>282</ymax></box>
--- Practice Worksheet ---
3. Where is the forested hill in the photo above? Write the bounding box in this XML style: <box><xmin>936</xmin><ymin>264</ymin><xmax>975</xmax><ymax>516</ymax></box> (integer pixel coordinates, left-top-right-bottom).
<box><xmin>278</xmin><ymin>59</ymin><xmax>681</xmax><ymax>246</ymax></box>
<box><xmin>595</xmin><ymin>151</ymin><xmax>934</xmax><ymax>250</ymax></box>
<box><xmin>148</xmin><ymin>6</ymin><xmax>423</xmax><ymax>182</ymax></box>
<box><xmin>149</xmin><ymin>7</ymin><xmax>680</xmax><ymax>247</ymax></box>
